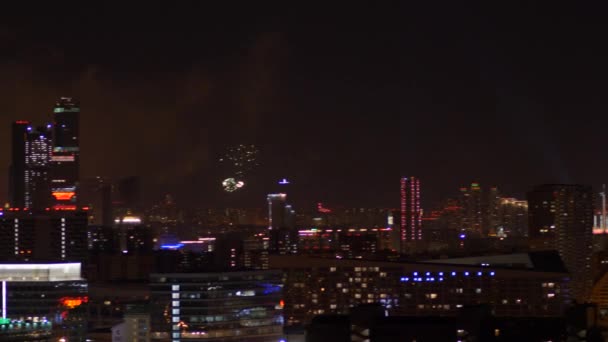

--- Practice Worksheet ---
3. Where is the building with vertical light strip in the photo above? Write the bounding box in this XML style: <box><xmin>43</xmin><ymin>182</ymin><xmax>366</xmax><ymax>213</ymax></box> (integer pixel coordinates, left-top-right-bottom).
<box><xmin>400</xmin><ymin>177</ymin><xmax>422</xmax><ymax>253</ymax></box>
<box><xmin>50</xmin><ymin>97</ymin><xmax>80</xmax><ymax>208</ymax></box>
<box><xmin>0</xmin><ymin>208</ymin><xmax>88</xmax><ymax>263</ymax></box>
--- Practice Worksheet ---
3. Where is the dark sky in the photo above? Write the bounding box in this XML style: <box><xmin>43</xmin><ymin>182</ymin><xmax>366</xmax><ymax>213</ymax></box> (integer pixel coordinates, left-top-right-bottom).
<box><xmin>1</xmin><ymin>4</ymin><xmax>607</xmax><ymax>210</ymax></box>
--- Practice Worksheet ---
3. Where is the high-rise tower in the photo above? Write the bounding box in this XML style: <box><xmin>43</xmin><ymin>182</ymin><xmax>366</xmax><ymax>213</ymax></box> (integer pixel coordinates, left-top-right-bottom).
<box><xmin>400</xmin><ymin>176</ymin><xmax>421</xmax><ymax>253</ymax></box>
<box><xmin>8</xmin><ymin>121</ymin><xmax>29</xmax><ymax>208</ymax></box>
<box><xmin>528</xmin><ymin>184</ymin><xmax>593</xmax><ymax>302</ymax></box>
<box><xmin>50</xmin><ymin>97</ymin><xmax>80</xmax><ymax>208</ymax></box>
<box><xmin>24</xmin><ymin>125</ymin><xmax>53</xmax><ymax>209</ymax></box>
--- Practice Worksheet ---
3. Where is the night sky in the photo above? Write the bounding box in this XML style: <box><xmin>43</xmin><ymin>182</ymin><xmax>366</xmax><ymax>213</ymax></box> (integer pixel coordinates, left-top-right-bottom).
<box><xmin>1</xmin><ymin>4</ymin><xmax>607</xmax><ymax>209</ymax></box>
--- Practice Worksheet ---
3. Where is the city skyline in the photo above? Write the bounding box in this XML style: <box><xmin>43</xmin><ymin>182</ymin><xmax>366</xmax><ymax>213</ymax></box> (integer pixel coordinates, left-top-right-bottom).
<box><xmin>2</xmin><ymin>5</ymin><xmax>608</xmax><ymax>209</ymax></box>
<box><xmin>2</xmin><ymin>5</ymin><xmax>608</xmax><ymax>341</ymax></box>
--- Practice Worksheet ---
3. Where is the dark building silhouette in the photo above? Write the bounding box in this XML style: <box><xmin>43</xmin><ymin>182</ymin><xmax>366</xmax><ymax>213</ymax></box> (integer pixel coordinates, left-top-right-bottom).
<box><xmin>528</xmin><ymin>184</ymin><xmax>594</xmax><ymax>302</ymax></box>
<box><xmin>117</xmin><ymin>176</ymin><xmax>142</xmax><ymax>212</ymax></box>
<box><xmin>8</xmin><ymin>120</ymin><xmax>29</xmax><ymax>208</ymax></box>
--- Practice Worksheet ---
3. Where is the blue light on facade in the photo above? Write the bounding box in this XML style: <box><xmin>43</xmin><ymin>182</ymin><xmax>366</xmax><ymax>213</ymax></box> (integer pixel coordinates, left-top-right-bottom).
<box><xmin>160</xmin><ymin>243</ymin><xmax>184</xmax><ymax>250</ymax></box>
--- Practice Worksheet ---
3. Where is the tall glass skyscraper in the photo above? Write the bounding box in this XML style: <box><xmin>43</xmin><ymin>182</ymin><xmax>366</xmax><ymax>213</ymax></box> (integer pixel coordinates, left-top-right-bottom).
<box><xmin>50</xmin><ymin>97</ymin><xmax>80</xmax><ymax>208</ymax></box>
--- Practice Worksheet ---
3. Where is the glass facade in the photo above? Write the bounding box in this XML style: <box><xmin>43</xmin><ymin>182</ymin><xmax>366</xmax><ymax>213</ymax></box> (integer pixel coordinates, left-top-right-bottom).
<box><xmin>150</xmin><ymin>270</ymin><xmax>284</xmax><ymax>341</ymax></box>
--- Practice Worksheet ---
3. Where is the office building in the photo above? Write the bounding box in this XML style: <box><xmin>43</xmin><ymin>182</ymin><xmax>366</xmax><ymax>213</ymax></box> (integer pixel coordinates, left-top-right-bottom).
<box><xmin>459</xmin><ymin>184</ymin><xmax>508</xmax><ymax>237</ymax></box>
<box><xmin>114</xmin><ymin>215</ymin><xmax>152</xmax><ymax>254</ymax></box>
<box><xmin>528</xmin><ymin>184</ymin><xmax>594</xmax><ymax>302</ymax></box>
<box><xmin>213</xmin><ymin>233</ymin><xmax>269</xmax><ymax>270</ymax></box>
<box><xmin>483</xmin><ymin>186</ymin><xmax>500</xmax><ymax>236</ymax></box>
<box><xmin>497</xmin><ymin>197</ymin><xmax>528</xmax><ymax>237</ymax></box>
<box><xmin>400</xmin><ymin>177</ymin><xmax>422</xmax><ymax>253</ymax></box>
<box><xmin>111</xmin><ymin>304</ymin><xmax>151</xmax><ymax>342</ymax></box>
<box><xmin>267</xmin><ymin>193</ymin><xmax>299</xmax><ymax>254</ymax></box>
<box><xmin>460</xmin><ymin>183</ymin><xmax>484</xmax><ymax>236</ymax></box>
<box><xmin>24</xmin><ymin>125</ymin><xmax>53</xmax><ymax>210</ymax></box>
<box><xmin>267</xmin><ymin>193</ymin><xmax>287</xmax><ymax>230</ymax></box>
<box><xmin>8</xmin><ymin>120</ymin><xmax>29</xmax><ymax>208</ymax></box>
<box><xmin>297</xmin><ymin>227</ymin><xmax>393</xmax><ymax>257</ymax></box>
<box><xmin>0</xmin><ymin>208</ymin><xmax>88</xmax><ymax>263</ymax></box>
<box><xmin>0</xmin><ymin>262</ymin><xmax>88</xmax><ymax>340</ymax></box>
<box><xmin>117</xmin><ymin>176</ymin><xmax>142</xmax><ymax>213</ymax></box>
<box><xmin>271</xmin><ymin>252</ymin><xmax>570</xmax><ymax>327</ymax></box>
<box><xmin>149</xmin><ymin>270</ymin><xmax>284</xmax><ymax>341</ymax></box>
<box><xmin>79</xmin><ymin>176</ymin><xmax>113</xmax><ymax>226</ymax></box>
<box><xmin>50</xmin><ymin>97</ymin><xmax>80</xmax><ymax>207</ymax></box>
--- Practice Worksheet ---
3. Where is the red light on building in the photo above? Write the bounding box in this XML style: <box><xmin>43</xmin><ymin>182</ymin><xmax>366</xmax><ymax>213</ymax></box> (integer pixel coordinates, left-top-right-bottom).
<box><xmin>53</xmin><ymin>205</ymin><xmax>77</xmax><ymax>211</ymax></box>
<box><xmin>52</xmin><ymin>191</ymin><xmax>75</xmax><ymax>201</ymax></box>
<box><xmin>317</xmin><ymin>203</ymin><xmax>332</xmax><ymax>213</ymax></box>
<box><xmin>15</xmin><ymin>120</ymin><xmax>30</xmax><ymax>124</ymax></box>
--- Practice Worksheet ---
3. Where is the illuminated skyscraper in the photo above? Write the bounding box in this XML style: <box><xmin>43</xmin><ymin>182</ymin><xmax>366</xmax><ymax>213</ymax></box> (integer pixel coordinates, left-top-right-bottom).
<box><xmin>267</xmin><ymin>193</ymin><xmax>287</xmax><ymax>230</ymax></box>
<box><xmin>24</xmin><ymin>125</ymin><xmax>53</xmax><ymax>209</ymax></box>
<box><xmin>460</xmin><ymin>183</ymin><xmax>483</xmax><ymax>235</ymax></box>
<box><xmin>267</xmin><ymin>193</ymin><xmax>298</xmax><ymax>254</ymax></box>
<box><xmin>8</xmin><ymin>121</ymin><xmax>29</xmax><ymax>208</ymax></box>
<box><xmin>528</xmin><ymin>184</ymin><xmax>593</xmax><ymax>302</ymax></box>
<box><xmin>50</xmin><ymin>97</ymin><xmax>80</xmax><ymax>207</ymax></box>
<box><xmin>400</xmin><ymin>176</ymin><xmax>421</xmax><ymax>253</ymax></box>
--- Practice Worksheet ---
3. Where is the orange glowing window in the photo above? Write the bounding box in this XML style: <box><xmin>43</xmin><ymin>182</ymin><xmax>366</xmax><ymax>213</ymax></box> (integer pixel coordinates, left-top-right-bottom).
<box><xmin>60</xmin><ymin>296</ymin><xmax>88</xmax><ymax>308</ymax></box>
<box><xmin>53</xmin><ymin>205</ymin><xmax>77</xmax><ymax>211</ymax></box>
<box><xmin>52</xmin><ymin>191</ymin><xmax>75</xmax><ymax>201</ymax></box>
